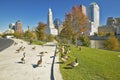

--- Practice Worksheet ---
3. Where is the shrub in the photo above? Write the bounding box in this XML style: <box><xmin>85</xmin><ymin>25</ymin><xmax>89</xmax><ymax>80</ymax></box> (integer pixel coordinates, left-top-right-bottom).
<box><xmin>106</xmin><ymin>32</ymin><xmax>114</xmax><ymax>37</ymax></box>
<box><xmin>79</xmin><ymin>35</ymin><xmax>90</xmax><ymax>47</ymax></box>
<box><xmin>103</xmin><ymin>36</ymin><xmax>119</xmax><ymax>50</ymax></box>
<box><xmin>94</xmin><ymin>32</ymin><xmax>98</xmax><ymax>36</ymax></box>
<box><xmin>98</xmin><ymin>32</ymin><xmax>104</xmax><ymax>36</ymax></box>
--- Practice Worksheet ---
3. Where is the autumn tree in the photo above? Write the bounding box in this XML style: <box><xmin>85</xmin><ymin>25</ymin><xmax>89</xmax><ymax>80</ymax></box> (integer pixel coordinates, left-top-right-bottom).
<box><xmin>35</xmin><ymin>22</ymin><xmax>46</xmax><ymax>41</ymax></box>
<box><xmin>24</xmin><ymin>30</ymin><xmax>33</xmax><ymax>39</ymax></box>
<box><xmin>103</xmin><ymin>36</ymin><xmax>119</xmax><ymax>50</ymax></box>
<box><xmin>71</xmin><ymin>5</ymin><xmax>87</xmax><ymax>33</ymax></box>
<box><xmin>60</xmin><ymin>5</ymin><xmax>89</xmax><ymax>45</ymax></box>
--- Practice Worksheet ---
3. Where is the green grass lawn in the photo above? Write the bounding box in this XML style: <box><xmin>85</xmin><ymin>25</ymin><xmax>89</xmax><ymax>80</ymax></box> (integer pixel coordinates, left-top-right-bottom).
<box><xmin>22</xmin><ymin>38</ymin><xmax>46</xmax><ymax>45</ymax></box>
<box><xmin>31</xmin><ymin>40</ymin><xmax>46</xmax><ymax>45</ymax></box>
<box><xmin>59</xmin><ymin>45</ymin><xmax>120</xmax><ymax>80</ymax></box>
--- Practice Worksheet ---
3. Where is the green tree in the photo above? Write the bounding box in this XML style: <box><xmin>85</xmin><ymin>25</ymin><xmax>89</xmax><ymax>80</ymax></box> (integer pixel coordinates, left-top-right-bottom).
<box><xmin>24</xmin><ymin>30</ymin><xmax>33</xmax><ymax>39</ymax></box>
<box><xmin>94</xmin><ymin>32</ymin><xmax>98</xmax><ymax>36</ymax></box>
<box><xmin>14</xmin><ymin>31</ymin><xmax>22</xmax><ymax>38</ymax></box>
<box><xmin>32</xmin><ymin>32</ymin><xmax>37</xmax><ymax>40</ymax></box>
<box><xmin>48</xmin><ymin>34</ymin><xmax>54</xmax><ymax>42</ymax></box>
<box><xmin>35</xmin><ymin>22</ymin><xmax>46</xmax><ymax>41</ymax></box>
<box><xmin>103</xmin><ymin>36</ymin><xmax>119</xmax><ymax>50</ymax></box>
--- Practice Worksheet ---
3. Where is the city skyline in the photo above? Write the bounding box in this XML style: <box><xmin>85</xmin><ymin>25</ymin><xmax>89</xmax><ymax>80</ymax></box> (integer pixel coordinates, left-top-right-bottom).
<box><xmin>0</xmin><ymin>0</ymin><xmax>120</xmax><ymax>32</ymax></box>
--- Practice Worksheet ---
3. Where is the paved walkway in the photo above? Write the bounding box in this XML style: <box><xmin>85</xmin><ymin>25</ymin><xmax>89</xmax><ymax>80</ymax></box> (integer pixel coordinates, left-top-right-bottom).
<box><xmin>54</xmin><ymin>54</ymin><xmax>63</xmax><ymax>80</ymax></box>
<box><xmin>0</xmin><ymin>39</ymin><xmax>63</xmax><ymax>80</ymax></box>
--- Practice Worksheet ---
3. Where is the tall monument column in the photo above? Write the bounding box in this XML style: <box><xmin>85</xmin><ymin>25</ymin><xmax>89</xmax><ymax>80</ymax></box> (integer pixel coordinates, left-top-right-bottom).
<box><xmin>47</xmin><ymin>8</ymin><xmax>54</xmax><ymax>28</ymax></box>
<box><xmin>46</xmin><ymin>8</ymin><xmax>58</xmax><ymax>35</ymax></box>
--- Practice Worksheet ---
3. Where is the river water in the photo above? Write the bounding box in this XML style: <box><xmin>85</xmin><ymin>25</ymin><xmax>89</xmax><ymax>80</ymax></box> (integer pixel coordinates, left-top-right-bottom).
<box><xmin>90</xmin><ymin>40</ymin><xmax>104</xmax><ymax>49</ymax></box>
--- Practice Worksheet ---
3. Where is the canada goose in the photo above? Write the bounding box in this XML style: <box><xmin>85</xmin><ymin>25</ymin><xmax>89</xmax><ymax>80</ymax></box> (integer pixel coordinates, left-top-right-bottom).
<box><xmin>16</xmin><ymin>46</ymin><xmax>23</xmax><ymax>53</ymax></box>
<box><xmin>65</xmin><ymin>48</ymin><xmax>71</xmax><ymax>54</ymax></box>
<box><xmin>22</xmin><ymin>47</ymin><xmax>25</xmax><ymax>51</ymax></box>
<box><xmin>61</xmin><ymin>57</ymin><xmax>67</xmax><ymax>63</ymax></box>
<box><xmin>32</xmin><ymin>46</ymin><xmax>36</xmax><ymax>50</ymax></box>
<box><xmin>20</xmin><ymin>45</ymin><xmax>23</xmax><ymax>48</ymax></box>
<box><xmin>14</xmin><ymin>42</ymin><xmax>18</xmax><ymax>46</ymax></box>
<box><xmin>19</xmin><ymin>46</ymin><xmax>23</xmax><ymax>50</ymax></box>
<box><xmin>78</xmin><ymin>46</ymin><xmax>81</xmax><ymax>51</ymax></box>
<box><xmin>21</xmin><ymin>41</ymin><xmax>23</xmax><ymax>44</ymax></box>
<box><xmin>55</xmin><ymin>50</ymin><xmax>59</xmax><ymax>56</ymax></box>
<box><xmin>21</xmin><ymin>52</ymin><xmax>26</xmax><ymax>64</ymax></box>
<box><xmin>63</xmin><ymin>55</ymin><xmax>69</xmax><ymax>59</ymax></box>
<box><xmin>67</xmin><ymin>58</ymin><xmax>79</xmax><ymax>68</ymax></box>
<box><xmin>39</xmin><ymin>51</ymin><xmax>47</xmax><ymax>56</ymax></box>
<box><xmin>16</xmin><ymin>48</ymin><xmax>21</xmax><ymax>53</ymax></box>
<box><xmin>37</xmin><ymin>55</ymin><xmax>42</xmax><ymax>67</ymax></box>
<box><xmin>61</xmin><ymin>46</ymin><xmax>65</xmax><ymax>54</ymax></box>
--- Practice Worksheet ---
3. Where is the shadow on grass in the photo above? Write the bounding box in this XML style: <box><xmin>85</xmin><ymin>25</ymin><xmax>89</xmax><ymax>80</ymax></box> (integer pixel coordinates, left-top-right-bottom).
<box><xmin>43</xmin><ymin>45</ymin><xmax>56</xmax><ymax>47</ymax></box>
<box><xmin>55</xmin><ymin>62</ymin><xmax>63</xmax><ymax>64</ymax></box>
<box><xmin>63</xmin><ymin>66</ymin><xmax>73</xmax><ymax>69</ymax></box>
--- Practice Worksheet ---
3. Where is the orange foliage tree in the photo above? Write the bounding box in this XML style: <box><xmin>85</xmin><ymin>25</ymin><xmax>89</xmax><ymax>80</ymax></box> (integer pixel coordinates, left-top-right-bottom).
<box><xmin>60</xmin><ymin>5</ymin><xmax>89</xmax><ymax>44</ymax></box>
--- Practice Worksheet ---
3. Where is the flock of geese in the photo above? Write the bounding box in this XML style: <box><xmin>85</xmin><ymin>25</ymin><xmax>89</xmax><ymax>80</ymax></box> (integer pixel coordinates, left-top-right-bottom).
<box><xmin>14</xmin><ymin>41</ymin><xmax>80</xmax><ymax>69</ymax></box>
<box><xmin>14</xmin><ymin>41</ymin><xmax>47</xmax><ymax>67</ymax></box>
<box><xmin>55</xmin><ymin>45</ymin><xmax>80</xmax><ymax>68</ymax></box>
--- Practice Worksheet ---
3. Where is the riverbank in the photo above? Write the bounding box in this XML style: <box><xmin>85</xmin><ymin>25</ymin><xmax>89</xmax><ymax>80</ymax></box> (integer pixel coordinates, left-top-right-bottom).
<box><xmin>89</xmin><ymin>36</ymin><xmax>109</xmax><ymax>40</ymax></box>
<box><xmin>89</xmin><ymin>35</ymin><xmax>120</xmax><ymax>40</ymax></box>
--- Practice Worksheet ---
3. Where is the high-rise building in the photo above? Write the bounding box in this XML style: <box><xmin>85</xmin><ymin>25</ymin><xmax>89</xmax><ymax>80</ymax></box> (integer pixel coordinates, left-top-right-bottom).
<box><xmin>106</xmin><ymin>17</ymin><xmax>120</xmax><ymax>28</ymax></box>
<box><xmin>106</xmin><ymin>17</ymin><xmax>115</xmax><ymax>27</ymax></box>
<box><xmin>88</xmin><ymin>2</ymin><xmax>100</xmax><ymax>35</ymax></box>
<box><xmin>106</xmin><ymin>17</ymin><xmax>120</xmax><ymax>34</ymax></box>
<box><xmin>54</xmin><ymin>18</ymin><xmax>63</xmax><ymax>35</ymax></box>
<box><xmin>15</xmin><ymin>20</ymin><xmax>23</xmax><ymax>33</ymax></box>
<box><xmin>54</xmin><ymin>18</ymin><xmax>62</xmax><ymax>29</ymax></box>
<box><xmin>46</xmin><ymin>8</ymin><xmax>58</xmax><ymax>35</ymax></box>
<box><xmin>80</xmin><ymin>5</ymin><xmax>86</xmax><ymax>16</ymax></box>
<box><xmin>9</xmin><ymin>23</ymin><xmax>15</xmax><ymax>30</ymax></box>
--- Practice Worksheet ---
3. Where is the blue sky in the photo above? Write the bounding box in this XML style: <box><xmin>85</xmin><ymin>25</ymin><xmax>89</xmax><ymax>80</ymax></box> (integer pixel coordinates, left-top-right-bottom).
<box><xmin>0</xmin><ymin>0</ymin><xmax>120</xmax><ymax>32</ymax></box>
